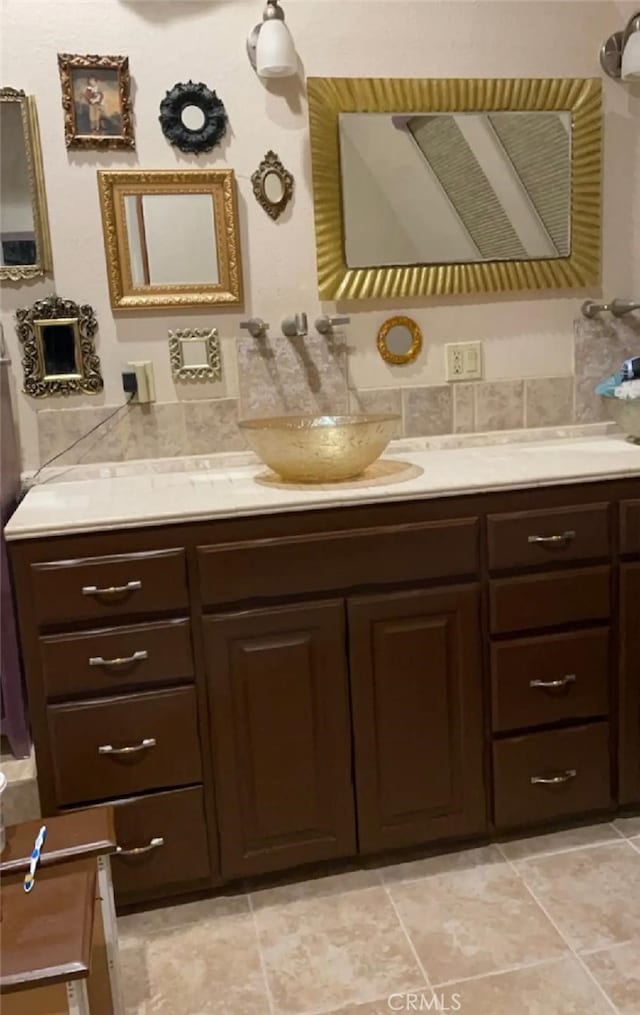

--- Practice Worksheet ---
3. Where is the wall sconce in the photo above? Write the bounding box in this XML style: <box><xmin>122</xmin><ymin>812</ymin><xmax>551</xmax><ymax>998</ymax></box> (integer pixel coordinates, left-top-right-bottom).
<box><xmin>601</xmin><ymin>10</ymin><xmax>640</xmax><ymax>80</ymax></box>
<box><xmin>247</xmin><ymin>0</ymin><xmax>297</xmax><ymax>79</ymax></box>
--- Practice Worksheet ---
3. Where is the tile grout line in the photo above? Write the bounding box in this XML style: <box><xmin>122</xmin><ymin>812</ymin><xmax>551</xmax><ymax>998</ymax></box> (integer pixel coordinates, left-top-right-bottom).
<box><xmin>495</xmin><ymin>825</ymin><xmax>627</xmax><ymax>864</ymax></box>
<box><xmin>246</xmin><ymin>891</ymin><xmax>277</xmax><ymax>1015</ymax></box>
<box><xmin>500</xmin><ymin>853</ymin><xmax>620</xmax><ymax>1014</ymax></box>
<box><xmin>431</xmin><ymin>953</ymin><xmax>568</xmax><ymax>990</ymax></box>
<box><xmin>580</xmin><ymin>937</ymin><xmax>638</xmax><ymax>959</ymax></box>
<box><xmin>381</xmin><ymin>881</ymin><xmax>437</xmax><ymax>1003</ymax></box>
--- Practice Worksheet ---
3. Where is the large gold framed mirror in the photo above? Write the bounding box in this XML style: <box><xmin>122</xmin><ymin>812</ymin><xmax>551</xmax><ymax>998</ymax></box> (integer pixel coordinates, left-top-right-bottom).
<box><xmin>98</xmin><ymin>169</ymin><xmax>243</xmax><ymax>310</ymax></box>
<box><xmin>308</xmin><ymin>78</ymin><xmax>602</xmax><ymax>300</ymax></box>
<box><xmin>0</xmin><ymin>88</ymin><xmax>52</xmax><ymax>282</ymax></box>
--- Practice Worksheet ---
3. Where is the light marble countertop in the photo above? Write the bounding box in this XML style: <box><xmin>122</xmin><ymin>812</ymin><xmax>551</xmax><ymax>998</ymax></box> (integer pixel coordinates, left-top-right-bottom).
<box><xmin>5</xmin><ymin>424</ymin><xmax>640</xmax><ymax>541</ymax></box>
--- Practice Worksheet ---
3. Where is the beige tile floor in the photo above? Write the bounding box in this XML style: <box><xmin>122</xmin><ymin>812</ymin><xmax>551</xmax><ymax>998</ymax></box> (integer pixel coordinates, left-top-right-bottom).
<box><xmin>118</xmin><ymin>820</ymin><xmax>640</xmax><ymax>1015</ymax></box>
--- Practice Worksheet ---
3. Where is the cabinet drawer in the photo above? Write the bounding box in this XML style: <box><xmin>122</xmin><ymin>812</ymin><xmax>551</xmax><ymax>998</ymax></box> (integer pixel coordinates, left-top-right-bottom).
<box><xmin>493</xmin><ymin>723</ymin><xmax>611</xmax><ymax>828</ymax></box>
<box><xmin>487</xmin><ymin>503</ymin><xmax>610</xmax><ymax>572</ymax></box>
<box><xmin>30</xmin><ymin>549</ymin><xmax>188</xmax><ymax>626</ymax></box>
<box><xmin>40</xmin><ymin>619</ymin><xmax>193</xmax><ymax>699</ymax></box>
<box><xmin>110</xmin><ymin>787</ymin><xmax>211</xmax><ymax>904</ymax></box>
<box><xmin>48</xmin><ymin>686</ymin><xmax>201</xmax><ymax>805</ymax></box>
<box><xmin>198</xmin><ymin>518</ymin><xmax>479</xmax><ymax>606</ymax></box>
<box><xmin>621</xmin><ymin>500</ymin><xmax>640</xmax><ymax>556</ymax></box>
<box><xmin>490</xmin><ymin>566</ymin><xmax>611</xmax><ymax>634</ymax></box>
<box><xmin>492</xmin><ymin>629</ymin><xmax>610</xmax><ymax>732</ymax></box>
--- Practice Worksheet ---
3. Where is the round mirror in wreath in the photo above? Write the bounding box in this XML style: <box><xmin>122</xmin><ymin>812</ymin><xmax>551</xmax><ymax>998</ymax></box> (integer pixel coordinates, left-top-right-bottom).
<box><xmin>159</xmin><ymin>81</ymin><xmax>227</xmax><ymax>154</ymax></box>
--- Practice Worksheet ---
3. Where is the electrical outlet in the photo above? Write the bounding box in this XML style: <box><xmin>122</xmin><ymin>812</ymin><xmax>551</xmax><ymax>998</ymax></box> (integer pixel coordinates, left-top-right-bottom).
<box><xmin>127</xmin><ymin>361</ymin><xmax>156</xmax><ymax>403</ymax></box>
<box><xmin>445</xmin><ymin>342</ymin><xmax>484</xmax><ymax>382</ymax></box>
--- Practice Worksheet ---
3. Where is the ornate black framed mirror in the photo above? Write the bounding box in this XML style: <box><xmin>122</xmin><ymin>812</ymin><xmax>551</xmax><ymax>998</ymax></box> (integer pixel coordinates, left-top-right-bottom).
<box><xmin>251</xmin><ymin>150</ymin><xmax>294</xmax><ymax>220</ymax></box>
<box><xmin>159</xmin><ymin>81</ymin><xmax>227</xmax><ymax>155</ymax></box>
<box><xmin>15</xmin><ymin>294</ymin><xmax>103</xmax><ymax>397</ymax></box>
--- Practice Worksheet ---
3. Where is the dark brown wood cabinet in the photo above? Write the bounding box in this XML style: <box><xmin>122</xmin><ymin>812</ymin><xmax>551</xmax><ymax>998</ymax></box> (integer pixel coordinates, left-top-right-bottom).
<box><xmin>203</xmin><ymin>600</ymin><xmax>356</xmax><ymax>878</ymax></box>
<box><xmin>9</xmin><ymin>476</ymin><xmax>640</xmax><ymax>909</ymax></box>
<box><xmin>620</xmin><ymin>563</ymin><xmax>640</xmax><ymax>804</ymax></box>
<box><xmin>348</xmin><ymin>586</ymin><xmax>486</xmax><ymax>852</ymax></box>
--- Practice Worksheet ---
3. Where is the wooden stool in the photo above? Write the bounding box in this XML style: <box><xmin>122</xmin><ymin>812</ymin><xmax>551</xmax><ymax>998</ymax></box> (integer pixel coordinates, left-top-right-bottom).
<box><xmin>1</xmin><ymin>808</ymin><xmax>123</xmax><ymax>1015</ymax></box>
<box><xmin>1</xmin><ymin>868</ymin><xmax>101</xmax><ymax>1014</ymax></box>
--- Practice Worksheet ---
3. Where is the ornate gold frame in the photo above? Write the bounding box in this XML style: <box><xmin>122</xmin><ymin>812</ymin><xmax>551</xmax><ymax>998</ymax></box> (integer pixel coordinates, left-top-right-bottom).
<box><xmin>16</xmin><ymin>294</ymin><xmax>103</xmax><ymax>398</ymax></box>
<box><xmin>251</xmin><ymin>150</ymin><xmax>294</xmax><ymax>220</ymax></box>
<box><xmin>308</xmin><ymin>77</ymin><xmax>602</xmax><ymax>299</ymax></box>
<box><xmin>57</xmin><ymin>53</ymin><xmax>134</xmax><ymax>150</ymax></box>
<box><xmin>0</xmin><ymin>88</ymin><xmax>53</xmax><ymax>282</ymax></box>
<box><xmin>168</xmin><ymin>327</ymin><xmax>222</xmax><ymax>381</ymax></box>
<box><xmin>98</xmin><ymin>169</ymin><xmax>243</xmax><ymax>310</ymax></box>
<box><xmin>377</xmin><ymin>316</ymin><xmax>423</xmax><ymax>365</ymax></box>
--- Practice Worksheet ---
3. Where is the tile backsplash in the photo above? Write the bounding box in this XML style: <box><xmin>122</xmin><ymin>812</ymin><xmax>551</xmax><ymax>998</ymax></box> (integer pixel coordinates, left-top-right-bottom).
<box><xmin>35</xmin><ymin>316</ymin><xmax>639</xmax><ymax>468</ymax></box>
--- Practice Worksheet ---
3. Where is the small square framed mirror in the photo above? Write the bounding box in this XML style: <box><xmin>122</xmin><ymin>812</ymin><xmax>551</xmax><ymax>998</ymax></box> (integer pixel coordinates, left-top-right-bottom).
<box><xmin>169</xmin><ymin>327</ymin><xmax>222</xmax><ymax>381</ymax></box>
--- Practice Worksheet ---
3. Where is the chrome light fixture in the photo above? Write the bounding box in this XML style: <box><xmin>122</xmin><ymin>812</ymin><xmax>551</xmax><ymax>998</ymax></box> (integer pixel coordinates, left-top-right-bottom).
<box><xmin>601</xmin><ymin>10</ymin><xmax>640</xmax><ymax>80</ymax></box>
<box><xmin>247</xmin><ymin>0</ymin><xmax>297</xmax><ymax>79</ymax></box>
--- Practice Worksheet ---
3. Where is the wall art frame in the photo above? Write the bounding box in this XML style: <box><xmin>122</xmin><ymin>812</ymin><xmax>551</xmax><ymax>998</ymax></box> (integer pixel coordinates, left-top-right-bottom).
<box><xmin>57</xmin><ymin>53</ymin><xmax>134</xmax><ymax>150</ymax></box>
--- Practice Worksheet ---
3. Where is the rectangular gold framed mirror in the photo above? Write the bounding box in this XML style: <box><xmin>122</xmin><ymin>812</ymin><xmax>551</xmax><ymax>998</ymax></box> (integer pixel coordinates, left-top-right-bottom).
<box><xmin>0</xmin><ymin>88</ymin><xmax>53</xmax><ymax>282</ymax></box>
<box><xmin>98</xmin><ymin>169</ymin><xmax>243</xmax><ymax>310</ymax></box>
<box><xmin>308</xmin><ymin>78</ymin><xmax>602</xmax><ymax>300</ymax></box>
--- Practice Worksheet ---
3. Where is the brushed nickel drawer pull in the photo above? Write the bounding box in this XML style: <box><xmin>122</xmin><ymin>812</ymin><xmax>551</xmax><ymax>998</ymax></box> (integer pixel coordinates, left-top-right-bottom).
<box><xmin>530</xmin><ymin>674</ymin><xmax>577</xmax><ymax>690</ymax></box>
<box><xmin>89</xmin><ymin>650</ymin><xmax>148</xmax><ymax>668</ymax></box>
<box><xmin>116</xmin><ymin>836</ymin><xmax>164</xmax><ymax>857</ymax></box>
<box><xmin>531</xmin><ymin>769</ymin><xmax>577</xmax><ymax>785</ymax></box>
<box><xmin>527</xmin><ymin>531</ymin><xmax>576</xmax><ymax>546</ymax></box>
<box><xmin>82</xmin><ymin>580</ymin><xmax>142</xmax><ymax>597</ymax></box>
<box><xmin>98</xmin><ymin>737</ymin><xmax>156</xmax><ymax>756</ymax></box>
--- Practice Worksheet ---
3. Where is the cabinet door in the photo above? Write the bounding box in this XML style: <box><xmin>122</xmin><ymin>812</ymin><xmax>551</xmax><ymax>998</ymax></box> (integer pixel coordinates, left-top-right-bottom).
<box><xmin>204</xmin><ymin>600</ymin><xmax>355</xmax><ymax>878</ymax></box>
<box><xmin>620</xmin><ymin>563</ymin><xmax>640</xmax><ymax>804</ymax></box>
<box><xmin>349</xmin><ymin>585</ymin><xmax>486</xmax><ymax>852</ymax></box>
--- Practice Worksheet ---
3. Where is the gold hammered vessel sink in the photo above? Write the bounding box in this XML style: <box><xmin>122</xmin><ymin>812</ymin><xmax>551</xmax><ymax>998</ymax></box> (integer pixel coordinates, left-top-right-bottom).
<box><xmin>239</xmin><ymin>414</ymin><xmax>400</xmax><ymax>483</ymax></box>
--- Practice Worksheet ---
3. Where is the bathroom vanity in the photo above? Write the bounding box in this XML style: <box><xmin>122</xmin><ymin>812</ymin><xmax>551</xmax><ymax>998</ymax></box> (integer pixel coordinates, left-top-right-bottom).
<box><xmin>5</xmin><ymin>435</ymin><xmax>640</xmax><ymax>909</ymax></box>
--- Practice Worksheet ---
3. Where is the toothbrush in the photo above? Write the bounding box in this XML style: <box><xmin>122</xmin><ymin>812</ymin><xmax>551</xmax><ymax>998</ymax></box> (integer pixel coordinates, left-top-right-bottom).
<box><xmin>23</xmin><ymin>825</ymin><xmax>47</xmax><ymax>893</ymax></box>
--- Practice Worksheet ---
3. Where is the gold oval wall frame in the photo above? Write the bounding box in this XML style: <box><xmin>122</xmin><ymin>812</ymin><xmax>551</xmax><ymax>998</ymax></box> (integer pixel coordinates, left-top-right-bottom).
<box><xmin>377</xmin><ymin>316</ymin><xmax>423</xmax><ymax>365</ymax></box>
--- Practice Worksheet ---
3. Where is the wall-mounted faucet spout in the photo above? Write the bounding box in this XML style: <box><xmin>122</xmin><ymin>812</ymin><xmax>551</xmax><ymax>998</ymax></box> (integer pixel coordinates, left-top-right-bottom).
<box><xmin>281</xmin><ymin>312</ymin><xmax>308</xmax><ymax>338</ymax></box>
<box><xmin>610</xmin><ymin>298</ymin><xmax>640</xmax><ymax>317</ymax></box>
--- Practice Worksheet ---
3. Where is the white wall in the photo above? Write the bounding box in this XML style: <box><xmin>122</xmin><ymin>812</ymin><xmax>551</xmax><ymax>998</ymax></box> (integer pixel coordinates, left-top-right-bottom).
<box><xmin>1</xmin><ymin>0</ymin><xmax>639</xmax><ymax>469</ymax></box>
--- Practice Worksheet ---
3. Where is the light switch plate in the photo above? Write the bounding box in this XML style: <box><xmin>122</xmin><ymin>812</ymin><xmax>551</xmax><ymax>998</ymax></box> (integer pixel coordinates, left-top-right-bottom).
<box><xmin>445</xmin><ymin>341</ymin><xmax>484</xmax><ymax>382</ymax></box>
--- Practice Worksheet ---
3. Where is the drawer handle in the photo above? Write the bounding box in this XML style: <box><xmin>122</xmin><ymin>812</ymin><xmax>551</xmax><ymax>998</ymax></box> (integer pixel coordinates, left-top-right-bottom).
<box><xmin>82</xmin><ymin>580</ymin><xmax>142</xmax><ymax>597</ymax></box>
<box><xmin>529</xmin><ymin>674</ymin><xmax>577</xmax><ymax>690</ymax></box>
<box><xmin>98</xmin><ymin>737</ymin><xmax>156</xmax><ymax>756</ymax></box>
<box><xmin>530</xmin><ymin>769</ymin><xmax>577</xmax><ymax>785</ymax></box>
<box><xmin>89</xmin><ymin>650</ymin><xmax>148</xmax><ymax>668</ymax></box>
<box><xmin>116</xmin><ymin>836</ymin><xmax>164</xmax><ymax>857</ymax></box>
<box><xmin>527</xmin><ymin>531</ymin><xmax>576</xmax><ymax>546</ymax></box>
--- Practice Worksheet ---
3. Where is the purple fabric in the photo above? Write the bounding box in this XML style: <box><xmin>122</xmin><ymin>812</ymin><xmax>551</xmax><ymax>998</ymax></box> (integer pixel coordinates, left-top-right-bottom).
<box><xmin>1</xmin><ymin>361</ymin><xmax>31</xmax><ymax>758</ymax></box>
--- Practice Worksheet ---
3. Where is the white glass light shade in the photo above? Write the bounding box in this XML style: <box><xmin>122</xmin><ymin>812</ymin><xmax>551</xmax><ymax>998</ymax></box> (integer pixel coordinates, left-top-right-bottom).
<box><xmin>256</xmin><ymin>19</ymin><xmax>296</xmax><ymax>78</ymax></box>
<box><xmin>622</xmin><ymin>29</ymin><xmax>640</xmax><ymax>80</ymax></box>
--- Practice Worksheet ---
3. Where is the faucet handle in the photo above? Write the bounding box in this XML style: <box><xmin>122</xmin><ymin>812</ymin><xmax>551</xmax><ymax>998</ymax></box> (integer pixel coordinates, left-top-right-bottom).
<box><xmin>581</xmin><ymin>300</ymin><xmax>610</xmax><ymax>319</ymax></box>
<box><xmin>240</xmin><ymin>318</ymin><xmax>269</xmax><ymax>339</ymax></box>
<box><xmin>315</xmin><ymin>315</ymin><xmax>351</xmax><ymax>335</ymax></box>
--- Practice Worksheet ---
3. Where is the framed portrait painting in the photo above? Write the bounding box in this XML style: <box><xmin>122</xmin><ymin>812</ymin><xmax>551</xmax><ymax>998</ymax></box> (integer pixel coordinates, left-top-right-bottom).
<box><xmin>58</xmin><ymin>53</ymin><xmax>134</xmax><ymax>150</ymax></box>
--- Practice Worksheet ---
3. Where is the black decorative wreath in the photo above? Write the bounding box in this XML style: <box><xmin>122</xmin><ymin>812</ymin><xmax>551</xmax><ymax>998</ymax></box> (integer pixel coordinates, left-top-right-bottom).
<box><xmin>159</xmin><ymin>81</ymin><xmax>228</xmax><ymax>155</ymax></box>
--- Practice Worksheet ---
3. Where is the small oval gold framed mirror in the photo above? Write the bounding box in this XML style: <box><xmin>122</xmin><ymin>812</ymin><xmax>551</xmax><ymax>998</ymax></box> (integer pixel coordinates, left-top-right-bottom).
<box><xmin>377</xmin><ymin>315</ymin><xmax>423</xmax><ymax>365</ymax></box>
<box><xmin>251</xmin><ymin>150</ymin><xmax>294</xmax><ymax>220</ymax></box>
